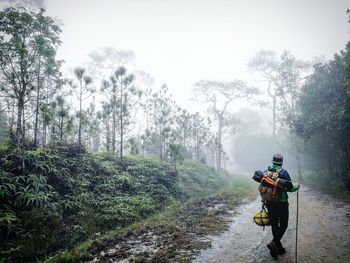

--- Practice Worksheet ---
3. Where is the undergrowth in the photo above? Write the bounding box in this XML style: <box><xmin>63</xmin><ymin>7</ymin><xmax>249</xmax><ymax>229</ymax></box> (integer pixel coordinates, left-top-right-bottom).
<box><xmin>302</xmin><ymin>170</ymin><xmax>350</xmax><ymax>201</ymax></box>
<box><xmin>42</xmin><ymin>179</ymin><xmax>254</xmax><ymax>263</ymax></box>
<box><xmin>0</xmin><ymin>142</ymin><xmax>238</xmax><ymax>262</ymax></box>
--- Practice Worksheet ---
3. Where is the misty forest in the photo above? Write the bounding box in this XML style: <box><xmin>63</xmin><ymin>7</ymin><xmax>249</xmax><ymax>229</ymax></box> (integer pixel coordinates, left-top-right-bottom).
<box><xmin>0</xmin><ymin>1</ymin><xmax>350</xmax><ymax>263</ymax></box>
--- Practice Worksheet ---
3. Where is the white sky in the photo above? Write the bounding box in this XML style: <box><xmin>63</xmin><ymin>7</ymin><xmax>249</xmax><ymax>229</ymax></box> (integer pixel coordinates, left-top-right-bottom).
<box><xmin>45</xmin><ymin>0</ymin><xmax>349</xmax><ymax>111</ymax></box>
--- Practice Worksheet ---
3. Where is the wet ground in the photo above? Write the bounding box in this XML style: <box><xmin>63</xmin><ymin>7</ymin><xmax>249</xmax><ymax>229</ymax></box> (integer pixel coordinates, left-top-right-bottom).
<box><xmin>85</xmin><ymin>194</ymin><xmax>246</xmax><ymax>263</ymax></box>
<box><xmin>193</xmin><ymin>187</ymin><xmax>350</xmax><ymax>263</ymax></box>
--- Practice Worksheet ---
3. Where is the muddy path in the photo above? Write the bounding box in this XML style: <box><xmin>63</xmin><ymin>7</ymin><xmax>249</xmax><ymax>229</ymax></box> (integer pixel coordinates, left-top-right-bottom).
<box><xmin>83</xmin><ymin>193</ymin><xmax>252</xmax><ymax>263</ymax></box>
<box><xmin>193</xmin><ymin>187</ymin><xmax>350</xmax><ymax>263</ymax></box>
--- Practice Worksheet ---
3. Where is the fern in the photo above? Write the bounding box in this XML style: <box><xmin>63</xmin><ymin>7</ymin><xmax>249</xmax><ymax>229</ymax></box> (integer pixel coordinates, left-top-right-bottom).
<box><xmin>16</xmin><ymin>174</ymin><xmax>55</xmax><ymax>208</ymax></box>
<box><xmin>0</xmin><ymin>171</ymin><xmax>16</xmax><ymax>198</ymax></box>
<box><xmin>0</xmin><ymin>208</ymin><xmax>18</xmax><ymax>233</ymax></box>
<box><xmin>60</xmin><ymin>195</ymin><xmax>82</xmax><ymax>211</ymax></box>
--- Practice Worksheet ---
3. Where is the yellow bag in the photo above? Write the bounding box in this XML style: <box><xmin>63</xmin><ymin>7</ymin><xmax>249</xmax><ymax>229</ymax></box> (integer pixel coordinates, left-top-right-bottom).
<box><xmin>253</xmin><ymin>210</ymin><xmax>270</xmax><ymax>227</ymax></box>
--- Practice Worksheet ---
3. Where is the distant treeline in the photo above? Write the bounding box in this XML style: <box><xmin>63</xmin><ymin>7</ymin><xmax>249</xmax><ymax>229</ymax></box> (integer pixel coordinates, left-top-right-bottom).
<box><xmin>0</xmin><ymin>7</ymin><xmax>349</xmax><ymax>185</ymax></box>
<box><xmin>0</xmin><ymin>7</ymin><xmax>231</xmax><ymax>171</ymax></box>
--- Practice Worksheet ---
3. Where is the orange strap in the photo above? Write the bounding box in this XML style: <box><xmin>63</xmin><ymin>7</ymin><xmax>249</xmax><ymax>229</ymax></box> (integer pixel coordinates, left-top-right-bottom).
<box><xmin>262</xmin><ymin>176</ymin><xmax>278</xmax><ymax>186</ymax></box>
<box><xmin>261</xmin><ymin>176</ymin><xmax>280</xmax><ymax>196</ymax></box>
<box><xmin>272</xmin><ymin>178</ymin><xmax>280</xmax><ymax>195</ymax></box>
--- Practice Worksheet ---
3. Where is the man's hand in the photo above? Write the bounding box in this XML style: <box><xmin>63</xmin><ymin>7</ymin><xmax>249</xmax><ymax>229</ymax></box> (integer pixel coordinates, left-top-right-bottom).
<box><xmin>295</xmin><ymin>182</ymin><xmax>301</xmax><ymax>190</ymax></box>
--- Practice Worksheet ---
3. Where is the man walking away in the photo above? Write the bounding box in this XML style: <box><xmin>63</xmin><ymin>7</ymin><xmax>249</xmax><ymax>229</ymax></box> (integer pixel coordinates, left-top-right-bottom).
<box><xmin>266</xmin><ymin>154</ymin><xmax>300</xmax><ymax>259</ymax></box>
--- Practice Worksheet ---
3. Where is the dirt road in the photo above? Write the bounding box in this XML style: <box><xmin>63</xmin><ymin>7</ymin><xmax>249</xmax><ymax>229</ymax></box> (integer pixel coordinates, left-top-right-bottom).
<box><xmin>193</xmin><ymin>187</ymin><xmax>350</xmax><ymax>263</ymax></box>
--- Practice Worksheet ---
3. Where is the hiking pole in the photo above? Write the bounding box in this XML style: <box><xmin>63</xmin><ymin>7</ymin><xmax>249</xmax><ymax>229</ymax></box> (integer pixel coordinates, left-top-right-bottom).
<box><xmin>295</xmin><ymin>155</ymin><xmax>302</xmax><ymax>263</ymax></box>
<box><xmin>295</xmin><ymin>188</ymin><xmax>299</xmax><ymax>263</ymax></box>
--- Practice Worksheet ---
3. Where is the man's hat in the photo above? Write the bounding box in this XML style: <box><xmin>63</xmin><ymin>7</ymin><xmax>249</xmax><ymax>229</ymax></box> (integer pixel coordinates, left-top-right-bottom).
<box><xmin>273</xmin><ymin>154</ymin><xmax>283</xmax><ymax>165</ymax></box>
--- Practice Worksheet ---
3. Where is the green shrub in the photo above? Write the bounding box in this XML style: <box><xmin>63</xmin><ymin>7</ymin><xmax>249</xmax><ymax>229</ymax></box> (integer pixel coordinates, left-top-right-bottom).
<box><xmin>0</xmin><ymin>143</ymin><xmax>231</xmax><ymax>262</ymax></box>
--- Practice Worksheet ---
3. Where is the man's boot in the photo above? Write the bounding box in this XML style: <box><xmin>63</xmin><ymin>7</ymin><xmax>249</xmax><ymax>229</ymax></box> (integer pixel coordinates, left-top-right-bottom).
<box><xmin>276</xmin><ymin>242</ymin><xmax>286</xmax><ymax>255</ymax></box>
<box><xmin>267</xmin><ymin>241</ymin><xmax>278</xmax><ymax>259</ymax></box>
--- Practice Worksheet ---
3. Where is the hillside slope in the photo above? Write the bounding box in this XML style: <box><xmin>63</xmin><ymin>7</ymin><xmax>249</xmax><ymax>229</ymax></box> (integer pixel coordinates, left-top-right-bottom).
<box><xmin>0</xmin><ymin>143</ymin><xmax>234</xmax><ymax>262</ymax></box>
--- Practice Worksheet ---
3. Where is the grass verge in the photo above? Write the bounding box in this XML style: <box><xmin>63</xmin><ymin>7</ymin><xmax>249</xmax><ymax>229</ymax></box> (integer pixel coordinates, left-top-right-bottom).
<box><xmin>302</xmin><ymin>170</ymin><xmax>350</xmax><ymax>202</ymax></box>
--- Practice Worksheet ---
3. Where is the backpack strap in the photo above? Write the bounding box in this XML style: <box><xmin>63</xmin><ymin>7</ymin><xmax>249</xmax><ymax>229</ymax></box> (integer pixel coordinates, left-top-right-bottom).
<box><xmin>261</xmin><ymin>201</ymin><xmax>268</xmax><ymax>230</ymax></box>
<box><xmin>276</xmin><ymin>168</ymin><xmax>283</xmax><ymax>174</ymax></box>
<box><xmin>272</xmin><ymin>178</ymin><xmax>280</xmax><ymax>195</ymax></box>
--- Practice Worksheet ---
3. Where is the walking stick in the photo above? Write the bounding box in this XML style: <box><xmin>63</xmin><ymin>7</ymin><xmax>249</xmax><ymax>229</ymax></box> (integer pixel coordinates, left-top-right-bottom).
<box><xmin>295</xmin><ymin>188</ymin><xmax>299</xmax><ymax>263</ymax></box>
<box><xmin>295</xmin><ymin>156</ymin><xmax>302</xmax><ymax>263</ymax></box>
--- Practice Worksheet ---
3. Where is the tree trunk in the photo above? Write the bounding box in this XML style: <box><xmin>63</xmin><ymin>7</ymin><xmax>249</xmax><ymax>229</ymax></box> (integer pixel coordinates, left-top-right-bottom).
<box><xmin>51</xmin><ymin>122</ymin><xmax>55</xmax><ymax>141</ymax></box>
<box><xmin>159</xmin><ymin>124</ymin><xmax>162</xmax><ymax>162</ymax></box>
<box><xmin>112</xmin><ymin>109</ymin><xmax>115</xmax><ymax>154</ymax></box>
<box><xmin>22</xmin><ymin>99</ymin><xmax>26</xmax><ymax>142</ymax></box>
<box><xmin>212</xmin><ymin>148</ymin><xmax>216</xmax><ymax>171</ymax></box>
<box><xmin>78</xmin><ymin>84</ymin><xmax>82</xmax><ymax>146</ymax></box>
<box><xmin>43</xmin><ymin>84</ymin><xmax>49</xmax><ymax>145</ymax></box>
<box><xmin>16</xmin><ymin>96</ymin><xmax>23</xmax><ymax>145</ymax></box>
<box><xmin>60</xmin><ymin>115</ymin><xmax>63</xmax><ymax>142</ymax></box>
<box><xmin>106</xmin><ymin>116</ymin><xmax>111</xmax><ymax>152</ymax></box>
<box><xmin>10</xmin><ymin>99</ymin><xmax>15</xmax><ymax>133</ymax></box>
<box><xmin>217</xmin><ymin>116</ymin><xmax>223</xmax><ymax>171</ymax></box>
<box><xmin>34</xmin><ymin>60</ymin><xmax>41</xmax><ymax>146</ymax></box>
<box><xmin>272</xmin><ymin>95</ymin><xmax>277</xmax><ymax>137</ymax></box>
<box><xmin>183</xmin><ymin>130</ymin><xmax>186</xmax><ymax>149</ymax></box>
<box><xmin>195</xmin><ymin>129</ymin><xmax>199</xmax><ymax>161</ymax></box>
<box><xmin>120</xmin><ymin>82</ymin><xmax>123</xmax><ymax>158</ymax></box>
<box><xmin>17</xmin><ymin>38</ymin><xmax>26</xmax><ymax>145</ymax></box>
<box><xmin>43</xmin><ymin>122</ymin><xmax>47</xmax><ymax>145</ymax></box>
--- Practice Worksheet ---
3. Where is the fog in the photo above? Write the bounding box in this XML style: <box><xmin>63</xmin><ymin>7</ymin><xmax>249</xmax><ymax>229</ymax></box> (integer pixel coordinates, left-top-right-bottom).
<box><xmin>44</xmin><ymin>0</ymin><xmax>349</xmax><ymax>105</ymax></box>
<box><xmin>3</xmin><ymin>0</ymin><xmax>349</xmax><ymax>172</ymax></box>
<box><xmin>48</xmin><ymin>0</ymin><xmax>349</xmax><ymax>172</ymax></box>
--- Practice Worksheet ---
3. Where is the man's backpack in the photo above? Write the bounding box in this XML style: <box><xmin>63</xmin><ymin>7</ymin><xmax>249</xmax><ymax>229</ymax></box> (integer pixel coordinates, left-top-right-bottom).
<box><xmin>258</xmin><ymin>169</ymin><xmax>282</xmax><ymax>202</ymax></box>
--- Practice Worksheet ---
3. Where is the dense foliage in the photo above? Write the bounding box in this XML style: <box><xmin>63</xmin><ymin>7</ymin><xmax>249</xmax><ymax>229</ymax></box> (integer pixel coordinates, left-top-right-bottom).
<box><xmin>291</xmin><ymin>42</ymin><xmax>350</xmax><ymax>189</ymax></box>
<box><xmin>0</xmin><ymin>143</ymin><xmax>229</xmax><ymax>262</ymax></box>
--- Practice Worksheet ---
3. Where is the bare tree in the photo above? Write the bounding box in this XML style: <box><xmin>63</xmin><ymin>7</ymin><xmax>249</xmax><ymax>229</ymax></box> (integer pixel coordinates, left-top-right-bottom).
<box><xmin>193</xmin><ymin>79</ymin><xmax>258</xmax><ymax>170</ymax></box>
<box><xmin>248</xmin><ymin>50</ymin><xmax>308</xmax><ymax>136</ymax></box>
